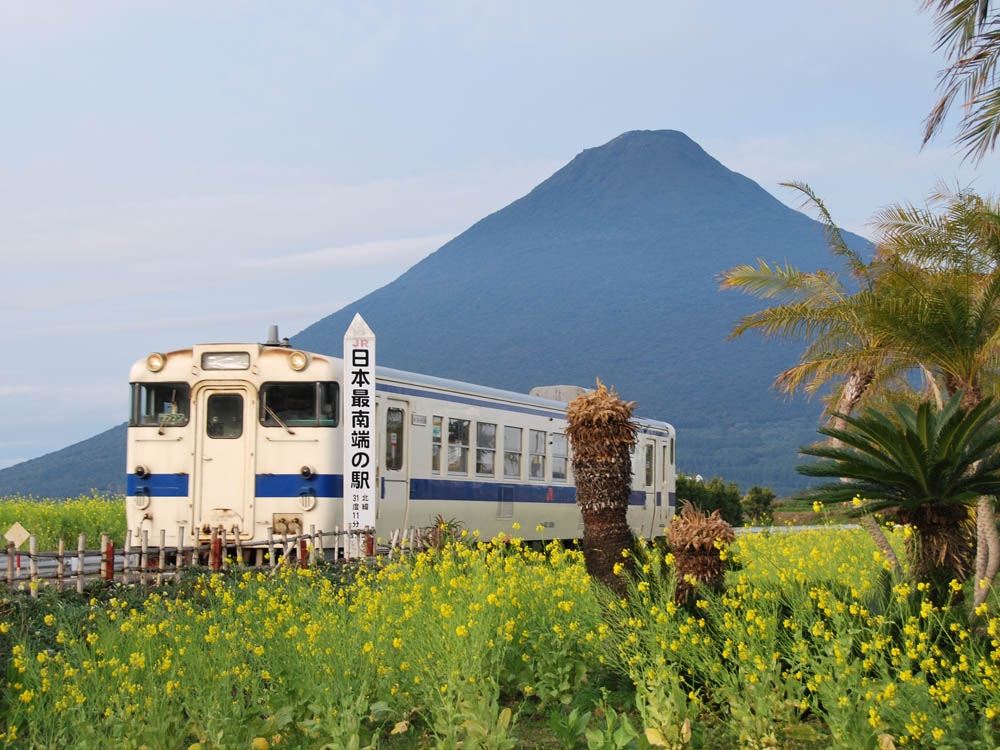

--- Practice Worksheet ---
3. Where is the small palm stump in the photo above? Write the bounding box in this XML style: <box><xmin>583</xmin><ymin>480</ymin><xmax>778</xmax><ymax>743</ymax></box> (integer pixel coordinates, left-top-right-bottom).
<box><xmin>668</xmin><ymin>501</ymin><xmax>735</xmax><ymax>604</ymax></box>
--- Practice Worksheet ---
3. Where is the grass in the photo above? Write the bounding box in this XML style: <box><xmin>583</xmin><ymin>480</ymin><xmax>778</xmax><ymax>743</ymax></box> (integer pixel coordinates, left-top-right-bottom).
<box><xmin>0</xmin><ymin>494</ymin><xmax>125</xmax><ymax>551</ymax></box>
<box><xmin>1</xmin><ymin>522</ymin><xmax>998</xmax><ymax>748</ymax></box>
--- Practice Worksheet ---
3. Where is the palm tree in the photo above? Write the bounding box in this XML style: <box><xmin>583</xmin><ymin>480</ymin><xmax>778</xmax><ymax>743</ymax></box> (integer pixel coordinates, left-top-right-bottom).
<box><xmin>922</xmin><ymin>0</ymin><xmax>1000</xmax><ymax>161</ymax></box>
<box><xmin>720</xmin><ymin>182</ymin><xmax>905</xmax><ymax>573</ymax></box>
<box><xmin>870</xmin><ymin>187</ymin><xmax>1000</xmax><ymax>606</ymax></box>
<box><xmin>565</xmin><ymin>380</ymin><xmax>638</xmax><ymax>596</ymax></box>
<box><xmin>797</xmin><ymin>395</ymin><xmax>1000</xmax><ymax>591</ymax></box>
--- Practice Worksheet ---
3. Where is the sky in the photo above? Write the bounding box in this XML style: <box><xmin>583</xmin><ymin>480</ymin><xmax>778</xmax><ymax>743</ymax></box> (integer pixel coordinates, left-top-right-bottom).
<box><xmin>1</xmin><ymin>0</ymin><xmax>998</xmax><ymax>471</ymax></box>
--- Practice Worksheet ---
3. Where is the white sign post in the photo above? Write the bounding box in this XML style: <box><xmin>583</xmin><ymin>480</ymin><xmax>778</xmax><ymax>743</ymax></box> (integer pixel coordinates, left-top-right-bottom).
<box><xmin>343</xmin><ymin>314</ymin><xmax>376</xmax><ymax>547</ymax></box>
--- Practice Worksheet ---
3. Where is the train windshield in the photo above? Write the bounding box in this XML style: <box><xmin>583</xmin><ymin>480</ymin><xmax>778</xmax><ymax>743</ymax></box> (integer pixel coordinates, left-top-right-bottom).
<box><xmin>130</xmin><ymin>383</ymin><xmax>191</xmax><ymax>427</ymax></box>
<box><xmin>259</xmin><ymin>382</ymin><xmax>339</xmax><ymax>428</ymax></box>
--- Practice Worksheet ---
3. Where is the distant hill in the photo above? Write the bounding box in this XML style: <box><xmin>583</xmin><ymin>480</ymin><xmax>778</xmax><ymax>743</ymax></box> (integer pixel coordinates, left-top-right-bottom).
<box><xmin>0</xmin><ymin>130</ymin><xmax>868</xmax><ymax>497</ymax></box>
<box><xmin>0</xmin><ymin>424</ymin><xmax>126</xmax><ymax>497</ymax></box>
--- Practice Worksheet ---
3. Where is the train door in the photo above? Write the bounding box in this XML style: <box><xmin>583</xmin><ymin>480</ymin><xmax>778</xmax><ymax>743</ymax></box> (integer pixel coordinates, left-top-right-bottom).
<box><xmin>642</xmin><ymin>440</ymin><xmax>657</xmax><ymax>539</ymax></box>
<box><xmin>379</xmin><ymin>398</ymin><xmax>410</xmax><ymax>534</ymax></box>
<box><xmin>194</xmin><ymin>385</ymin><xmax>254</xmax><ymax>538</ymax></box>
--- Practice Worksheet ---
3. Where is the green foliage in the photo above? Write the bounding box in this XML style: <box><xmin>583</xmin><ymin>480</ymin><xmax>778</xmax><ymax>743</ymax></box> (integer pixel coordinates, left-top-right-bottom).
<box><xmin>0</xmin><ymin>494</ymin><xmax>125</xmax><ymax>550</ymax></box>
<box><xmin>796</xmin><ymin>394</ymin><xmax>1000</xmax><ymax>515</ymax></box>
<box><xmin>741</xmin><ymin>485</ymin><xmax>776</xmax><ymax>525</ymax></box>
<box><xmin>675</xmin><ymin>473</ymin><xmax>743</xmax><ymax>525</ymax></box>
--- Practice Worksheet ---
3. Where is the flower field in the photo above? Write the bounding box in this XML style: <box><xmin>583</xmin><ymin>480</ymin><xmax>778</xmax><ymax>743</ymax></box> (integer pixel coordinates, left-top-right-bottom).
<box><xmin>0</xmin><ymin>495</ymin><xmax>126</xmax><ymax>550</ymax></box>
<box><xmin>1</xmin><ymin>526</ymin><xmax>998</xmax><ymax>749</ymax></box>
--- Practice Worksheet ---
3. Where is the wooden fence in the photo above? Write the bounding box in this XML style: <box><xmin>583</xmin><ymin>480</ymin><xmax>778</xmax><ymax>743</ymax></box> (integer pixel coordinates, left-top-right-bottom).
<box><xmin>4</xmin><ymin>525</ymin><xmax>427</xmax><ymax>596</ymax></box>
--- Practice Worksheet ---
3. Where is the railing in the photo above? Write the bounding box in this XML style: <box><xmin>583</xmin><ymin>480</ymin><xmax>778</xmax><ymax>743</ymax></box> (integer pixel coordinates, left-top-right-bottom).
<box><xmin>4</xmin><ymin>525</ymin><xmax>426</xmax><ymax>596</ymax></box>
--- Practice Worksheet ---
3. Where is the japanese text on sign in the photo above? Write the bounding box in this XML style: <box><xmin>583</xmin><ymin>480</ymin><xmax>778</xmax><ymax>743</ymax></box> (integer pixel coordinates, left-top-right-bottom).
<box><xmin>343</xmin><ymin>314</ymin><xmax>376</xmax><ymax>530</ymax></box>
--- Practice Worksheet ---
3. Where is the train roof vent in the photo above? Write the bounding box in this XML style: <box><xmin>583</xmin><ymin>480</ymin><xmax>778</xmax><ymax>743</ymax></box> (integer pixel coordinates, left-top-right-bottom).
<box><xmin>529</xmin><ymin>385</ymin><xmax>588</xmax><ymax>402</ymax></box>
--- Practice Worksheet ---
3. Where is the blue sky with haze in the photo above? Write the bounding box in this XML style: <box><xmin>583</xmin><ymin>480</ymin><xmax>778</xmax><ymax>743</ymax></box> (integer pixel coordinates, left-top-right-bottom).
<box><xmin>2</xmin><ymin>0</ymin><xmax>998</xmax><ymax>470</ymax></box>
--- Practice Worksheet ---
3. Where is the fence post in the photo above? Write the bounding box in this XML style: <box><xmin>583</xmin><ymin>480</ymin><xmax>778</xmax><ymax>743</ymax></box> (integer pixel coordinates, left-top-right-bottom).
<box><xmin>309</xmin><ymin>524</ymin><xmax>317</xmax><ymax>566</ymax></box>
<box><xmin>106</xmin><ymin>537</ymin><xmax>115</xmax><ymax>582</ymax></box>
<box><xmin>209</xmin><ymin>527</ymin><xmax>219</xmax><ymax>572</ymax></box>
<box><xmin>140</xmin><ymin>530</ymin><xmax>149</xmax><ymax>586</ymax></box>
<box><xmin>123</xmin><ymin>530</ymin><xmax>131</xmax><ymax>585</ymax></box>
<box><xmin>235</xmin><ymin>530</ymin><xmax>243</xmax><ymax>567</ymax></box>
<box><xmin>56</xmin><ymin>539</ymin><xmax>65</xmax><ymax>592</ymax></box>
<box><xmin>6</xmin><ymin>541</ymin><xmax>14</xmax><ymax>588</ymax></box>
<box><xmin>76</xmin><ymin>534</ymin><xmax>85</xmax><ymax>595</ymax></box>
<box><xmin>267</xmin><ymin>527</ymin><xmax>275</xmax><ymax>571</ymax></box>
<box><xmin>333</xmin><ymin>526</ymin><xmax>340</xmax><ymax>562</ymax></box>
<box><xmin>176</xmin><ymin>526</ymin><xmax>184</xmax><ymax>580</ymax></box>
<box><xmin>28</xmin><ymin>535</ymin><xmax>38</xmax><ymax>598</ymax></box>
<box><xmin>157</xmin><ymin>529</ymin><xmax>166</xmax><ymax>586</ymax></box>
<box><xmin>299</xmin><ymin>535</ymin><xmax>308</xmax><ymax>569</ymax></box>
<box><xmin>220</xmin><ymin>527</ymin><xmax>228</xmax><ymax>572</ymax></box>
<box><xmin>100</xmin><ymin>533</ymin><xmax>109</xmax><ymax>581</ymax></box>
<box><xmin>317</xmin><ymin>529</ymin><xmax>325</xmax><ymax>562</ymax></box>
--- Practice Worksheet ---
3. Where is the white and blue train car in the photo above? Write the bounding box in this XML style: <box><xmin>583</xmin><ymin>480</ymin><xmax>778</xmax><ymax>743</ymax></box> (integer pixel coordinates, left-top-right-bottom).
<box><xmin>125</xmin><ymin>335</ymin><xmax>676</xmax><ymax>547</ymax></box>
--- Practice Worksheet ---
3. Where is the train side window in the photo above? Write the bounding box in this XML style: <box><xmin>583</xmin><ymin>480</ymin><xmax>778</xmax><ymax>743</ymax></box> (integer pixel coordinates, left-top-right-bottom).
<box><xmin>551</xmin><ymin>434</ymin><xmax>568</xmax><ymax>481</ymax></box>
<box><xmin>448</xmin><ymin>418</ymin><xmax>470</xmax><ymax>474</ymax></box>
<box><xmin>645</xmin><ymin>443</ymin><xmax>654</xmax><ymax>487</ymax></box>
<box><xmin>130</xmin><ymin>382</ymin><xmax>190</xmax><ymax>427</ymax></box>
<box><xmin>504</xmin><ymin>426</ymin><xmax>522</xmax><ymax>479</ymax></box>
<box><xmin>529</xmin><ymin>430</ymin><xmax>546</xmax><ymax>480</ymax></box>
<box><xmin>259</xmin><ymin>382</ymin><xmax>339</xmax><ymax>427</ymax></box>
<box><xmin>206</xmin><ymin>393</ymin><xmax>243</xmax><ymax>439</ymax></box>
<box><xmin>385</xmin><ymin>408</ymin><xmax>404</xmax><ymax>471</ymax></box>
<box><xmin>476</xmin><ymin>422</ymin><xmax>496</xmax><ymax>476</ymax></box>
<box><xmin>663</xmin><ymin>445</ymin><xmax>669</xmax><ymax>482</ymax></box>
<box><xmin>431</xmin><ymin>416</ymin><xmax>442</xmax><ymax>473</ymax></box>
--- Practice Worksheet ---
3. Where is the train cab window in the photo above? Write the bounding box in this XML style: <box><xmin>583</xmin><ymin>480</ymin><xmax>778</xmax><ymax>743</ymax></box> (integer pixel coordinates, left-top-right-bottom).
<box><xmin>476</xmin><ymin>422</ymin><xmax>496</xmax><ymax>476</ymax></box>
<box><xmin>645</xmin><ymin>443</ymin><xmax>654</xmax><ymax>487</ymax></box>
<box><xmin>431</xmin><ymin>416</ymin><xmax>442</xmax><ymax>473</ymax></box>
<box><xmin>504</xmin><ymin>427</ymin><xmax>522</xmax><ymax>479</ymax></box>
<box><xmin>551</xmin><ymin>434</ymin><xmax>568</xmax><ymax>481</ymax></box>
<box><xmin>670</xmin><ymin>437</ymin><xmax>675</xmax><ymax>465</ymax></box>
<box><xmin>385</xmin><ymin>408</ymin><xmax>404</xmax><ymax>471</ymax></box>
<box><xmin>259</xmin><ymin>382</ymin><xmax>339</xmax><ymax>427</ymax></box>
<box><xmin>529</xmin><ymin>430</ymin><xmax>546</xmax><ymax>480</ymax></box>
<box><xmin>448</xmin><ymin>418</ymin><xmax>470</xmax><ymax>474</ymax></box>
<box><xmin>207</xmin><ymin>394</ymin><xmax>243</xmax><ymax>439</ymax></box>
<box><xmin>130</xmin><ymin>383</ymin><xmax>190</xmax><ymax>427</ymax></box>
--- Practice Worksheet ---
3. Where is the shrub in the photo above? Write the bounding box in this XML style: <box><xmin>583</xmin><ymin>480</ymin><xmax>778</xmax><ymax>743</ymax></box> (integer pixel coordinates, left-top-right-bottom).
<box><xmin>675</xmin><ymin>474</ymin><xmax>743</xmax><ymax>525</ymax></box>
<box><xmin>741</xmin><ymin>485</ymin><xmax>776</xmax><ymax>525</ymax></box>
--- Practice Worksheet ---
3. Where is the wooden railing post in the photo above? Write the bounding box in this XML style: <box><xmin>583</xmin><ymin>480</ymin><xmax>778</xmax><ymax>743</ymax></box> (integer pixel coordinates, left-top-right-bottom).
<box><xmin>56</xmin><ymin>539</ymin><xmax>65</xmax><ymax>592</ymax></box>
<box><xmin>176</xmin><ymin>526</ymin><xmax>185</xmax><ymax>580</ymax></box>
<box><xmin>6</xmin><ymin>541</ymin><xmax>14</xmax><ymax>588</ymax></box>
<box><xmin>123</xmin><ymin>530</ymin><xmax>131</xmax><ymax>585</ymax></box>
<box><xmin>99</xmin><ymin>533</ymin><xmax>109</xmax><ymax>581</ymax></box>
<box><xmin>28</xmin><ymin>535</ymin><xmax>38</xmax><ymax>597</ymax></box>
<box><xmin>76</xmin><ymin>534</ymin><xmax>85</xmax><ymax>594</ymax></box>
<box><xmin>140</xmin><ymin>530</ymin><xmax>149</xmax><ymax>586</ymax></box>
<box><xmin>157</xmin><ymin>529</ymin><xmax>166</xmax><ymax>586</ymax></box>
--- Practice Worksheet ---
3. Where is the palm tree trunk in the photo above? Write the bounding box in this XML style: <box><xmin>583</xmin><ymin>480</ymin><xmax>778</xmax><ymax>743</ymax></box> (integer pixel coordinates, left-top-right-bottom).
<box><xmin>829</xmin><ymin>368</ymin><xmax>904</xmax><ymax>576</ymax></box>
<box><xmin>974</xmin><ymin>496</ymin><xmax>1000</xmax><ymax>608</ymax></box>
<box><xmin>574</xmin><ymin>446</ymin><xmax>634</xmax><ymax>597</ymax></box>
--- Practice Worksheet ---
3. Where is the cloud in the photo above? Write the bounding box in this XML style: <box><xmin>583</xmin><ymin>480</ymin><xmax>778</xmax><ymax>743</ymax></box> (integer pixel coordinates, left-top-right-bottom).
<box><xmin>244</xmin><ymin>233</ymin><xmax>454</xmax><ymax>273</ymax></box>
<box><xmin>0</xmin><ymin>386</ymin><xmax>39</xmax><ymax>397</ymax></box>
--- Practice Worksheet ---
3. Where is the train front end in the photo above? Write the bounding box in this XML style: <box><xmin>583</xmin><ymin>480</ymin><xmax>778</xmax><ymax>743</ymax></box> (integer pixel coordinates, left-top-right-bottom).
<box><xmin>126</xmin><ymin>341</ymin><xmax>342</xmax><ymax>546</ymax></box>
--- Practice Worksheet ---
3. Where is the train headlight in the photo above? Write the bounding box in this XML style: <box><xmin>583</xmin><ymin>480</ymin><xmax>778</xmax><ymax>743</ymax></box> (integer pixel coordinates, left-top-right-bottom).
<box><xmin>288</xmin><ymin>351</ymin><xmax>309</xmax><ymax>371</ymax></box>
<box><xmin>146</xmin><ymin>352</ymin><xmax>166</xmax><ymax>372</ymax></box>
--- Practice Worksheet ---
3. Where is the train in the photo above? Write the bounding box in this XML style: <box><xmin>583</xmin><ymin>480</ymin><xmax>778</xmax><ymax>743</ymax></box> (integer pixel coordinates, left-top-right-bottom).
<box><xmin>125</xmin><ymin>327</ymin><xmax>676</xmax><ymax>547</ymax></box>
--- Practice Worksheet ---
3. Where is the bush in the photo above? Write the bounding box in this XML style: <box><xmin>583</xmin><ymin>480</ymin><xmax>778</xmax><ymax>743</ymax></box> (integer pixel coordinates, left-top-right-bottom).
<box><xmin>741</xmin><ymin>485</ymin><xmax>776</xmax><ymax>525</ymax></box>
<box><xmin>675</xmin><ymin>473</ymin><xmax>742</xmax><ymax>525</ymax></box>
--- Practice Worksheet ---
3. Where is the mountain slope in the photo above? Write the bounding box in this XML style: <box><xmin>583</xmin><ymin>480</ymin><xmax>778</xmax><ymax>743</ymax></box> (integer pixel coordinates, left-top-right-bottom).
<box><xmin>1</xmin><ymin>130</ymin><xmax>866</xmax><ymax>497</ymax></box>
<box><xmin>294</xmin><ymin>130</ymin><xmax>866</xmax><ymax>493</ymax></box>
<box><xmin>0</xmin><ymin>424</ymin><xmax>126</xmax><ymax>497</ymax></box>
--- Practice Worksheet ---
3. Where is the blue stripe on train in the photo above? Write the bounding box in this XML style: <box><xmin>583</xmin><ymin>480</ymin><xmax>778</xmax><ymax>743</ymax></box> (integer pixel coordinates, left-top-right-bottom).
<box><xmin>255</xmin><ymin>473</ymin><xmax>342</xmax><ymax>498</ymax></box>
<box><xmin>126</xmin><ymin>473</ymin><xmax>189</xmax><ymax>497</ymax></box>
<box><xmin>128</xmin><ymin>472</ymin><xmax>659</xmax><ymax>508</ymax></box>
<box><xmin>409</xmin><ymin>478</ymin><xmax>646</xmax><ymax>506</ymax></box>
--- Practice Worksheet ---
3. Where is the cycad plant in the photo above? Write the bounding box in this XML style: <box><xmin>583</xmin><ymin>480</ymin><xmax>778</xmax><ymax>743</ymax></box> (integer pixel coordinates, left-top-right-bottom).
<box><xmin>797</xmin><ymin>394</ymin><xmax>1000</xmax><ymax>591</ymax></box>
<box><xmin>566</xmin><ymin>379</ymin><xmax>638</xmax><ymax>596</ymax></box>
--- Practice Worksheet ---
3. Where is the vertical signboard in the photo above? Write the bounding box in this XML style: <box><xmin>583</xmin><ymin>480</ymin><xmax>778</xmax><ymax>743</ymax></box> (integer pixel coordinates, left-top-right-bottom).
<box><xmin>344</xmin><ymin>313</ymin><xmax>376</xmax><ymax>531</ymax></box>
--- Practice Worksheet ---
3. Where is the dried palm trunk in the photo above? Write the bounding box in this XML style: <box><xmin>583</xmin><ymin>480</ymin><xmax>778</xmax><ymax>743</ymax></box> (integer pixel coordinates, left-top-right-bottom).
<box><xmin>574</xmin><ymin>446</ymin><xmax>636</xmax><ymax>597</ymax></box>
<box><xmin>567</xmin><ymin>380</ymin><xmax>638</xmax><ymax>597</ymax></box>
<box><xmin>974</xmin><ymin>497</ymin><xmax>1000</xmax><ymax>608</ymax></box>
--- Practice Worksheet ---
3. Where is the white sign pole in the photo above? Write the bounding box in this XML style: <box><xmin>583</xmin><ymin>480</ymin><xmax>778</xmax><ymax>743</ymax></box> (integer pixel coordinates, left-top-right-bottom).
<box><xmin>343</xmin><ymin>314</ymin><xmax>376</xmax><ymax>540</ymax></box>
